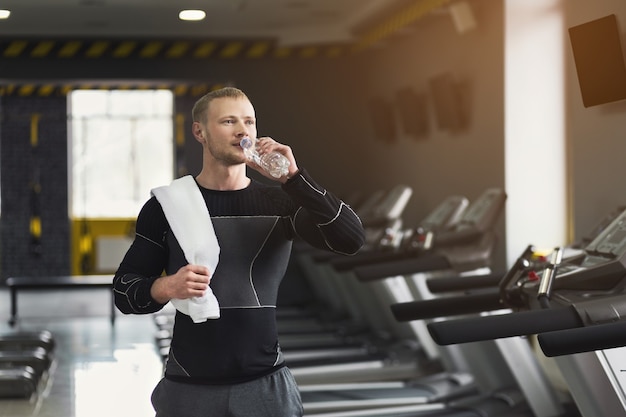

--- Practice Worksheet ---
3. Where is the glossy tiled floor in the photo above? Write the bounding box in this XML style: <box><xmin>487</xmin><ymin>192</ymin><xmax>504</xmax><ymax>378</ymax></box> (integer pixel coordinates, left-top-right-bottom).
<box><xmin>0</xmin><ymin>287</ymin><xmax>164</xmax><ymax>417</ymax></box>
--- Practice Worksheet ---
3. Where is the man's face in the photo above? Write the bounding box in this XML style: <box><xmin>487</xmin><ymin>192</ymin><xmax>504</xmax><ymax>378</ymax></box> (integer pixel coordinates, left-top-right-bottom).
<box><xmin>201</xmin><ymin>96</ymin><xmax>257</xmax><ymax>165</ymax></box>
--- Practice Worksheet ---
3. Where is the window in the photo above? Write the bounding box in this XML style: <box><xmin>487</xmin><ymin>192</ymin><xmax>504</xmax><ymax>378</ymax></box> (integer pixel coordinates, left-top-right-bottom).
<box><xmin>69</xmin><ymin>90</ymin><xmax>174</xmax><ymax>218</ymax></box>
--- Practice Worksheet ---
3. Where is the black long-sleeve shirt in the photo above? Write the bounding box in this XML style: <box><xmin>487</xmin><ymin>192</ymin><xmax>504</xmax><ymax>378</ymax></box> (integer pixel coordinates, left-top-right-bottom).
<box><xmin>113</xmin><ymin>169</ymin><xmax>364</xmax><ymax>384</ymax></box>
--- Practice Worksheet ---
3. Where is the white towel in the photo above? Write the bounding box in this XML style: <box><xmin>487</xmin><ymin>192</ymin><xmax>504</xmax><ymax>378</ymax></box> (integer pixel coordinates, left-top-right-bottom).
<box><xmin>151</xmin><ymin>175</ymin><xmax>220</xmax><ymax>323</ymax></box>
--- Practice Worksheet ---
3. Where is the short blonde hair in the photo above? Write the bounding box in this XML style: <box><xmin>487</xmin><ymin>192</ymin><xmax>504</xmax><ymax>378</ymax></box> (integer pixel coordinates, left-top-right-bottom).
<box><xmin>192</xmin><ymin>87</ymin><xmax>248</xmax><ymax>123</ymax></box>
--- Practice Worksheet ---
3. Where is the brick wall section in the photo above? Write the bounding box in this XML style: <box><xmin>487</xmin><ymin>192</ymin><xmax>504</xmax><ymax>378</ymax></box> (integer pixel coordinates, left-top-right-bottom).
<box><xmin>0</xmin><ymin>96</ymin><xmax>70</xmax><ymax>280</ymax></box>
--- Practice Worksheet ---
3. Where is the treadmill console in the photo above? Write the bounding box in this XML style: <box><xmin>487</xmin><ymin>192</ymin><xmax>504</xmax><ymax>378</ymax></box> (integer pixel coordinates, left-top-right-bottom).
<box><xmin>371</xmin><ymin>185</ymin><xmax>413</xmax><ymax>222</ymax></box>
<box><xmin>399</xmin><ymin>196</ymin><xmax>469</xmax><ymax>252</ymax></box>
<box><xmin>585</xmin><ymin>208</ymin><xmax>626</xmax><ymax>259</ymax></box>
<box><xmin>455</xmin><ymin>188</ymin><xmax>506</xmax><ymax>232</ymax></box>
<box><xmin>433</xmin><ymin>188</ymin><xmax>506</xmax><ymax>249</ymax></box>
<box><xmin>528</xmin><ymin>208</ymin><xmax>626</xmax><ymax>301</ymax></box>
<box><xmin>420</xmin><ymin>195</ymin><xmax>469</xmax><ymax>232</ymax></box>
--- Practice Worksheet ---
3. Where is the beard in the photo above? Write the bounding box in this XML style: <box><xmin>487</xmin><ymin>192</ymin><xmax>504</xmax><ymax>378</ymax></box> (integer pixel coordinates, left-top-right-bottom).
<box><xmin>206</xmin><ymin>140</ymin><xmax>246</xmax><ymax>166</ymax></box>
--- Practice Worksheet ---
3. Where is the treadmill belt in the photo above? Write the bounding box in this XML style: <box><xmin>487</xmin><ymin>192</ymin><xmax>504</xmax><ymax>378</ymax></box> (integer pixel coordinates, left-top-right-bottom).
<box><xmin>301</xmin><ymin>386</ymin><xmax>434</xmax><ymax>402</ymax></box>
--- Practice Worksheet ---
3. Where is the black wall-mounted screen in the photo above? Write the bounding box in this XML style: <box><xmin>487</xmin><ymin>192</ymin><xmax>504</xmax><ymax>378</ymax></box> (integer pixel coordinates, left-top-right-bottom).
<box><xmin>395</xmin><ymin>88</ymin><xmax>429</xmax><ymax>139</ymax></box>
<box><xmin>429</xmin><ymin>73</ymin><xmax>464</xmax><ymax>130</ymax></box>
<box><xmin>569</xmin><ymin>14</ymin><xmax>626</xmax><ymax>107</ymax></box>
<box><xmin>368</xmin><ymin>97</ymin><xmax>397</xmax><ymax>143</ymax></box>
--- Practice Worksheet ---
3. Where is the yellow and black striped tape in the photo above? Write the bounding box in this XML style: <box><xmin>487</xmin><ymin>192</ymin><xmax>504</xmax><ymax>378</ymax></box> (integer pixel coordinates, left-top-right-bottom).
<box><xmin>0</xmin><ymin>0</ymin><xmax>451</xmax><ymax>61</ymax></box>
<box><xmin>0</xmin><ymin>83</ymin><xmax>226</xmax><ymax>97</ymax></box>
<box><xmin>0</xmin><ymin>38</ymin><xmax>352</xmax><ymax>61</ymax></box>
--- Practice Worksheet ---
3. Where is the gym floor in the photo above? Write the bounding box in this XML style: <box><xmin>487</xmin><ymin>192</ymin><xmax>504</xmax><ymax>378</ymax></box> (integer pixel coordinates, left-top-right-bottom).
<box><xmin>0</xmin><ymin>286</ymin><xmax>163</xmax><ymax>417</ymax></box>
<box><xmin>0</xmin><ymin>283</ymin><xmax>585</xmax><ymax>417</ymax></box>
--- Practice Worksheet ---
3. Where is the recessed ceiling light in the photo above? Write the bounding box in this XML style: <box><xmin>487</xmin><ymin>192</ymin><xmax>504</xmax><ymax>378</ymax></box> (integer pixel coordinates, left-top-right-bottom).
<box><xmin>179</xmin><ymin>9</ymin><xmax>206</xmax><ymax>21</ymax></box>
<box><xmin>0</xmin><ymin>10</ymin><xmax>11</xmax><ymax>19</ymax></box>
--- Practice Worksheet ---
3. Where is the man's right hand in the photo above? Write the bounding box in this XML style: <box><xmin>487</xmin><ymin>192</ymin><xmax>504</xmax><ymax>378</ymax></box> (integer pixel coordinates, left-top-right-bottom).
<box><xmin>150</xmin><ymin>264</ymin><xmax>211</xmax><ymax>304</ymax></box>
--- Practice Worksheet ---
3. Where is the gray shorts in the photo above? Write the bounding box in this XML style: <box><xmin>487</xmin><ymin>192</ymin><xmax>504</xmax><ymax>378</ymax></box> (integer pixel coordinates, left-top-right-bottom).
<box><xmin>151</xmin><ymin>367</ymin><xmax>303</xmax><ymax>417</ymax></box>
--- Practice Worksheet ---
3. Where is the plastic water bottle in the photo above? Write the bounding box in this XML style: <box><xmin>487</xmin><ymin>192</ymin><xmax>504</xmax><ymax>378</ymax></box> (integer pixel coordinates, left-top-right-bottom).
<box><xmin>240</xmin><ymin>137</ymin><xmax>290</xmax><ymax>178</ymax></box>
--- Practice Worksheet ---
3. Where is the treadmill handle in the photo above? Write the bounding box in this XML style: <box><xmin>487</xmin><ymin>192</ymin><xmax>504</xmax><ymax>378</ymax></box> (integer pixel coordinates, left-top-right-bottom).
<box><xmin>426</xmin><ymin>272</ymin><xmax>503</xmax><ymax>293</ymax></box>
<box><xmin>538</xmin><ymin>319</ymin><xmax>626</xmax><ymax>357</ymax></box>
<box><xmin>391</xmin><ymin>290</ymin><xmax>505</xmax><ymax>322</ymax></box>
<box><xmin>427</xmin><ymin>306</ymin><xmax>583</xmax><ymax>345</ymax></box>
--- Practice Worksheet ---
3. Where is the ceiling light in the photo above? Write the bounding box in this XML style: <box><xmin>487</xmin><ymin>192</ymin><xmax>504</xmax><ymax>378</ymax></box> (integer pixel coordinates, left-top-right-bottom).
<box><xmin>0</xmin><ymin>10</ymin><xmax>11</xmax><ymax>19</ymax></box>
<box><xmin>179</xmin><ymin>10</ymin><xmax>206</xmax><ymax>21</ymax></box>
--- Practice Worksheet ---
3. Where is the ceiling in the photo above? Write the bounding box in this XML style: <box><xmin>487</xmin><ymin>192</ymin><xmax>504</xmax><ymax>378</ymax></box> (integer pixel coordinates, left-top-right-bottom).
<box><xmin>0</xmin><ymin>0</ymin><xmax>453</xmax><ymax>47</ymax></box>
<box><xmin>0</xmin><ymin>0</ymin><xmax>464</xmax><ymax>93</ymax></box>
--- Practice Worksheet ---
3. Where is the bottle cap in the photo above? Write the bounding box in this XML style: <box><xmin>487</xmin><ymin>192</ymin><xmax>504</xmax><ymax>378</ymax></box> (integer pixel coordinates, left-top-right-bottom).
<box><xmin>240</xmin><ymin>137</ymin><xmax>252</xmax><ymax>149</ymax></box>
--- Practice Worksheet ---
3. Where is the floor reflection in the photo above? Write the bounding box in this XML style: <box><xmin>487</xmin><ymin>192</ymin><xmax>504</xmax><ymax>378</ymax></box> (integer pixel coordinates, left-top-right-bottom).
<box><xmin>0</xmin><ymin>288</ymin><xmax>162</xmax><ymax>417</ymax></box>
<box><xmin>73</xmin><ymin>345</ymin><xmax>161</xmax><ymax>417</ymax></box>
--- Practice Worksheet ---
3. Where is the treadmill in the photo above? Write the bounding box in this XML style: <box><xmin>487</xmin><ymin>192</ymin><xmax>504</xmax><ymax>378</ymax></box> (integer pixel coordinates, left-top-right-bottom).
<box><xmin>290</xmin><ymin>193</ymin><xmax>473</xmax><ymax>384</ymax></box>
<box><xmin>284</xmin><ymin>184</ymin><xmax>414</xmax><ymax>341</ymax></box>
<box><xmin>295</xmin><ymin>187</ymin><xmax>504</xmax><ymax>365</ymax></box>
<box><xmin>293</xmin><ymin>184</ymin><xmax>502</xmax><ymax>381</ymax></box>
<box><xmin>283</xmin><ymin>193</ymin><xmax>469</xmax><ymax>368</ymax></box>
<box><xmin>422</xmin><ymin>206</ymin><xmax>626</xmax><ymax>417</ymax></box>
<box><xmin>302</xmin><ymin>190</ymin><xmax>588</xmax><ymax>416</ymax></box>
<box><xmin>345</xmin><ymin>188</ymin><xmax>508</xmax><ymax>367</ymax></box>
<box><xmin>411</xmin><ymin>203</ymin><xmax>626</xmax><ymax>309</ymax></box>
<box><xmin>298</xmin><ymin>189</ymin><xmax>548</xmax><ymax>416</ymax></box>
<box><xmin>351</xmin><ymin>187</ymin><xmax>507</xmax><ymax>283</ymax></box>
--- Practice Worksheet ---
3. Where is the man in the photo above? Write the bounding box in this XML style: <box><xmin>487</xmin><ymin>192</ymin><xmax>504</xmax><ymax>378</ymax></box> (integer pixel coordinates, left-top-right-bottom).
<box><xmin>113</xmin><ymin>86</ymin><xmax>365</xmax><ymax>417</ymax></box>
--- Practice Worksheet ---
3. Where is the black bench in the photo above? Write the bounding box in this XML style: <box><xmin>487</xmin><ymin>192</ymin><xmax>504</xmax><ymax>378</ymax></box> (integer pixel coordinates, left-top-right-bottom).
<box><xmin>6</xmin><ymin>275</ymin><xmax>115</xmax><ymax>327</ymax></box>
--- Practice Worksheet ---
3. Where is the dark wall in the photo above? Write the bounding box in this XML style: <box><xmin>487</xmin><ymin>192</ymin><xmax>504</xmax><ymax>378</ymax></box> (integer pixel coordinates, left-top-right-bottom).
<box><xmin>357</xmin><ymin>0</ymin><xmax>505</xmax><ymax>224</ymax></box>
<box><xmin>0</xmin><ymin>96</ymin><xmax>70</xmax><ymax>278</ymax></box>
<box><xmin>174</xmin><ymin>57</ymin><xmax>377</xmax><ymax>199</ymax></box>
